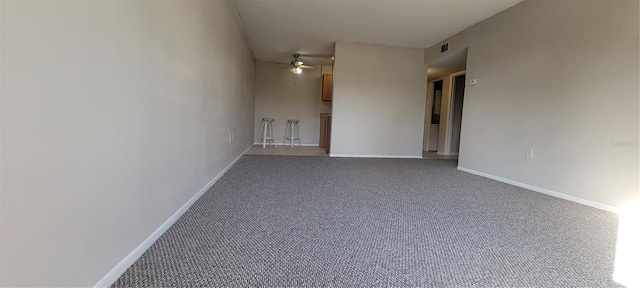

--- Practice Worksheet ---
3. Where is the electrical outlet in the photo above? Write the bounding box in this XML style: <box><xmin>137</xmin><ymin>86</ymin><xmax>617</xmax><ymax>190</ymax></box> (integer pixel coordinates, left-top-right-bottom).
<box><xmin>525</xmin><ymin>148</ymin><xmax>534</xmax><ymax>160</ymax></box>
<box><xmin>228</xmin><ymin>133</ymin><xmax>232</xmax><ymax>144</ymax></box>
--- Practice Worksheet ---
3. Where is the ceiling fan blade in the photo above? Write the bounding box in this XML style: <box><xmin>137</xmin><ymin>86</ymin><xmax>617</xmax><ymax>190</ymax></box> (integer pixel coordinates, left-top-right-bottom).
<box><xmin>299</xmin><ymin>65</ymin><xmax>315</xmax><ymax>69</ymax></box>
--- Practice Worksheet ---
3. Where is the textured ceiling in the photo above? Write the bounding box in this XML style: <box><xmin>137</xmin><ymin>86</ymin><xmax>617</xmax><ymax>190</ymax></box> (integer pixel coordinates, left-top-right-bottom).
<box><xmin>233</xmin><ymin>0</ymin><xmax>523</xmax><ymax>66</ymax></box>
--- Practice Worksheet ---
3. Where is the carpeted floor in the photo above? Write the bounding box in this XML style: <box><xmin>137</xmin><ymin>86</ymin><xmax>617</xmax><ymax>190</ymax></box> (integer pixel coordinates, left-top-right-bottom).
<box><xmin>113</xmin><ymin>155</ymin><xmax>621</xmax><ymax>287</ymax></box>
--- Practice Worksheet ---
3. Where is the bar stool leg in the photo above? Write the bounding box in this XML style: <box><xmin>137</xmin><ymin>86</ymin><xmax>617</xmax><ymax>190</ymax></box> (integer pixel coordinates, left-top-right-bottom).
<box><xmin>295</xmin><ymin>122</ymin><xmax>301</xmax><ymax>146</ymax></box>
<box><xmin>262</xmin><ymin>119</ymin><xmax>268</xmax><ymax>148</ymax></box>
<box><xmin>290</xmin><ymin>121</ymin><xmax>295</xmax><ymax>147</ymax></box>
<box><xmin>270</xmin><ymin>120</ymin><xmax>278</xmax><ymax>148</ymax></box>
<box><xmin>260</xmin><ymin>118</ymin><xmax>270</xmax><ymax>149</ymax></box>
<box><xmin>284</xmin><ymin>121</ymin><xmax>290</xmax><ymax>147</ymax></box>
<box><xmin>274</xmin><ymin>121</ymin><xmax>278</xmax><ymax>147</ymax></box>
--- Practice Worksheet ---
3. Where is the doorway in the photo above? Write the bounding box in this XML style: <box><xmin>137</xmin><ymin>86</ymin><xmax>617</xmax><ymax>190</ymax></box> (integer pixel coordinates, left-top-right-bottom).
<box><xmin>423</xmin><ymin>48</ymin><xmax>468</xmax><ymax>157</ymax></box>
<box><xmin>447</xmin><ymin>73</ymin><xmax>466</xmax><ymax>155</ymax></box>
<box><xmin>427</xmin><ymin>80</ymin><xmax>443</xmax><ymax>152</ymax></box>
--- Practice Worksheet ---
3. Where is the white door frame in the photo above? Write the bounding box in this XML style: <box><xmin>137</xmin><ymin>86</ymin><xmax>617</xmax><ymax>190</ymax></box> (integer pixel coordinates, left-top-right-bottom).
<box><xmin>444</xmin><ymin>70</ymin><xmax>466</xmax><ymax>155</ymax></box>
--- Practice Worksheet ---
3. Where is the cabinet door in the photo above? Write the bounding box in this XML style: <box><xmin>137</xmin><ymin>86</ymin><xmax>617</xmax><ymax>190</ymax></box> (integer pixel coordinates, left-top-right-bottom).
<box><xmin>319</xmin><ymin>117</ymin><xmax>327</xmax><ymax>148</ymax></box>
<box><xmin>322</xmin><ymin>74</ymin><xmax>332</xmax><ymax>101</ymax></box>
<box><xmin>326</xmin><ymin>117</ymin><xmax>331</xmax><ymax>153</ymax></box>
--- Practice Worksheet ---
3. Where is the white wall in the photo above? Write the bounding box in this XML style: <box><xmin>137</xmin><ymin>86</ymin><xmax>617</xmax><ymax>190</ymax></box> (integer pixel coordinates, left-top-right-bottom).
<box><xmin>0</xmin><ymin>0</ymin><xmax>255</xmax><ymax>286</ymax></box>
<box><xmin>425</xmin><ymin>0</ymin><xmax>639</xmax><ymax>209</ymax></box>
<box><xmin>254</xmin><ymin>62</ymin><xmax>331</xmax><ymax>145</ymax></box>
<box><xmin>331</xmin><ymin>42</ymin><xmax>426</xmax><ymax>157</ymax></box>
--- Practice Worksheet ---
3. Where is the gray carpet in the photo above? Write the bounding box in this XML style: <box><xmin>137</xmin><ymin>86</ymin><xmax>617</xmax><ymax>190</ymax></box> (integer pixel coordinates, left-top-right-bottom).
<box><xmin>113</xmin><ymin>155</ymin><xmax>621</xmax><ymax>287</ymax></box>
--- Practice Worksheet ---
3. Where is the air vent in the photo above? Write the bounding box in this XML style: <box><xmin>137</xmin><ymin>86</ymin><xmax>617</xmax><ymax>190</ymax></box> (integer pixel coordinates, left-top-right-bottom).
<box><xmin>441</xmin><ymin>43</ymin><xmax>449</xmax><ymax>53</ymax></box>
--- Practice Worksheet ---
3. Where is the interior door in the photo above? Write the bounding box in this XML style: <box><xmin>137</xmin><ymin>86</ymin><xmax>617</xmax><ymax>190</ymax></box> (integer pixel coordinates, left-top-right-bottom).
<box><xmin>450</xmin><ymin>74</ymin><xmax>465</xmax><ymax>154</ymax></box>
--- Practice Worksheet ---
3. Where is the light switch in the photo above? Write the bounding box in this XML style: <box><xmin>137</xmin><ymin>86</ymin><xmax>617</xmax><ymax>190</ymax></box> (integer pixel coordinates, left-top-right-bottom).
<box><xmin>470</xmin><ymin>79</ymin><xmax>477</xmax><ymax>85</ymax></box>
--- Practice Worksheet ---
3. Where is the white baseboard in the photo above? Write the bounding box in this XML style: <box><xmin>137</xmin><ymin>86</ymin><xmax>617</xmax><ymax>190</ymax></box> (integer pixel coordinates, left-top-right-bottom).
<box><xmin>457</xmin><ymin>166</ymin><xmax>619</xmax><ymax>214</ymax></box>
<box><xmin>253</xmin><ymin>142</ymin><xmax>319</xmax><ymax>147</ymax></box>
<box><xmin>330</xmin><ymin>154</ymin><xmax>422</xmax><ymax>159</ymax></box>
<box><xmin>94</xmin><ymin>144</ymin><xmax>253</xmax><ymax>288</ymax></box>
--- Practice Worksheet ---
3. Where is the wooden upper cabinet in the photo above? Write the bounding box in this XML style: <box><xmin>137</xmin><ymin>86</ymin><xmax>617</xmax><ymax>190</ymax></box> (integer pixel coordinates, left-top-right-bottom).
<box><xmin>322</xmin><ymin>74</ymin><xmax>332</xmax><ymax>101</ymax></box>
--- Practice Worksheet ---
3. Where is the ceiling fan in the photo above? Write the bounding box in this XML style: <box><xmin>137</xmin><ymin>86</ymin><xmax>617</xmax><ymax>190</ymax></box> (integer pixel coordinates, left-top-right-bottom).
<box><xmin>284</xmin><ymin>54</ymin><xmax>315</xmax><ymax>74</ymax></box>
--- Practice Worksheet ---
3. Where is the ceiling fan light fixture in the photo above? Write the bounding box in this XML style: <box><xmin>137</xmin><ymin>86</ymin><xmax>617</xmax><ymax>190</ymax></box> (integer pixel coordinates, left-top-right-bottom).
<box><xmin>290</xmin><ymin>67</ymin><xmax>302</xmax><ymax>74</ymax></box>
